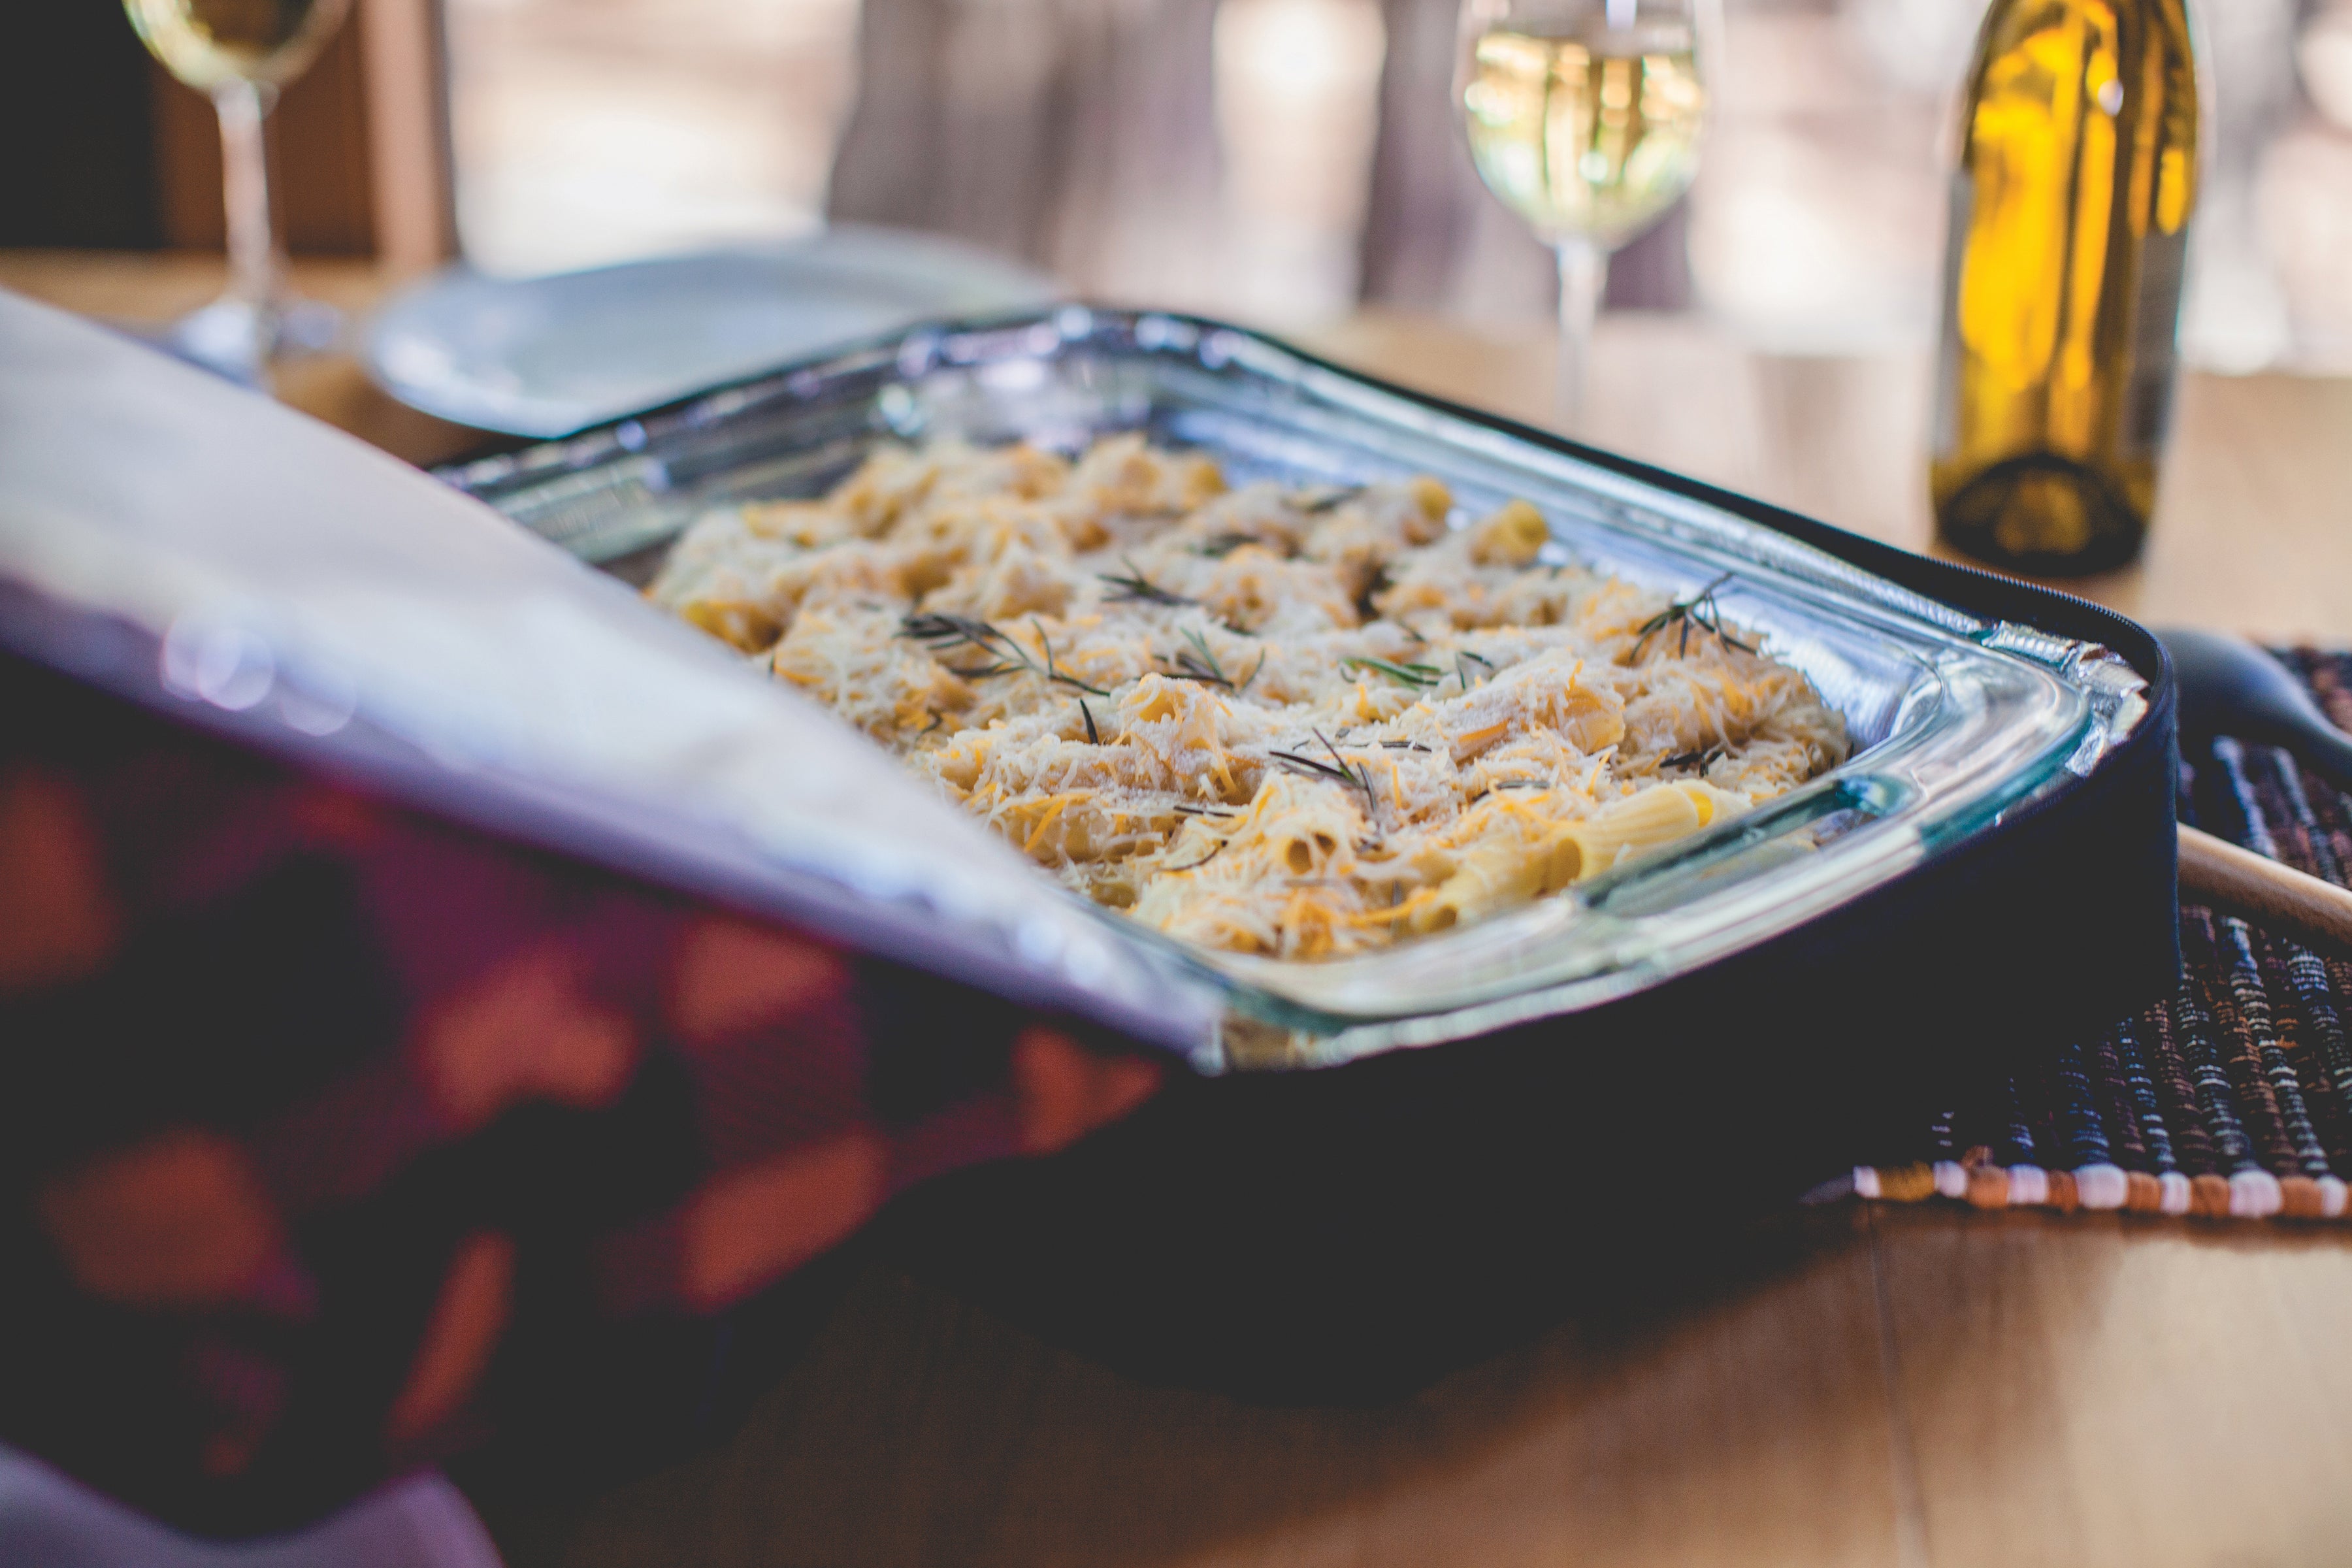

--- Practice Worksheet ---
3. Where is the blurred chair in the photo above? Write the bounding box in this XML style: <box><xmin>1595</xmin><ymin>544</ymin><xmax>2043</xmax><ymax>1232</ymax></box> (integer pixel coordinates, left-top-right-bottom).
<box><xmin>825</xmin><ymin>0</ymin><xmax>1227</xmax><ymax>304</ymax></box>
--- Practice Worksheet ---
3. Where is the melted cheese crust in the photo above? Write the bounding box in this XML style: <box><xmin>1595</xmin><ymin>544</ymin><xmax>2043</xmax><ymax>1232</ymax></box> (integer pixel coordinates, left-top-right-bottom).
<box><xmin>650</xmin><ymin>436</ymin><xmax>1849</xmax><ymax>960</ymax></box>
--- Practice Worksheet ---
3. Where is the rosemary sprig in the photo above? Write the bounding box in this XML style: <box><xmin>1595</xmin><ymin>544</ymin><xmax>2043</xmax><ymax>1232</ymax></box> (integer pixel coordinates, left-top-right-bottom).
<box><xmin>1318</xmin><ymin>727</ymin><xmax>1380</xmax><ymax>820</ymax></box>
<box><xmin>1266</xmin><ymin>727</ymin><xmax>1379</xmax><ymax>821</ymax></box>
<box><xmin>901</xmin><ymin>612</ymin><xmax>1008</xmax><ymax>655</ymax></box>
<box><xmin>1661</xmin><ymin>744</ymin><xmax>1724</xmax><ymax>772</ymax></box>
<box><xmin>1454</xmin><ymin>649</ymin><xmax>1495</xmax><ymax>689</ymax></box>
<box><xmin>1298</xmin><ymin>484</ymin><xmax>1364</xmax><ymax>514</ymax></box>
<box><xmin>1097</xmin><ymin>557</ymin><xmax>1196</xmax><ymax>606</ymax></box>
<box><xmin>1341</xmin><ymin>655</ymin><xmax>1443</xmax><ymax>689</ymax></box>
<box><xmin>1630</xmin><ymin>572</ymin><xmax>1757</xmax><ymax>661</ymax></box>
<box><xmin>1165</xmin><ymin>625</ymin><xmax>1233</xmax><ymax>687</ymax></box>
<box><xmin>1031</xmin><ymin>618</ymin><xmax>1109</xmax><ymax>695</ymax></box>
<box><xmin>1079</xmin><ymin>698</ymin><xmax>1100</xmax><ymax>745</ymax></box>
<box><xmin>1192</xmin><ymin>532</ymin><xmax>1258</xmax><ymax>558</ymax></box>
<box><xmin>1166</xmin><ymin>840</ymin><xmax>1226</xmax><ymax>873</ymax></box>
<box><xmin>1167</xmin><ymin>653</ymin><xmax>1230</xmax><ymax>687</ymax></box>
<box><xmin>1268</xmin><ymin>751</ymin><xmax>1360</xmax><ymax>788</ymax></box>
<box><xmin>1378</xmin><ymin>740</ymin><xmax>1431</xmax><ymax>751</ymax></box>
<box><xmin>897</xmin><ymin>612</ymin><xmax>1105</xmax><ymax>694</ymax></box>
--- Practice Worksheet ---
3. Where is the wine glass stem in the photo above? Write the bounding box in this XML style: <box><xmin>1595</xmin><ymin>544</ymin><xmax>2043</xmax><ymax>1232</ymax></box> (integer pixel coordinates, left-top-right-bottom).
<box><xmin>214</xmin><ymin>79</ymin><xmax>286</xmax><ymax>319</ymax></box>
<box><xmin>1552</xmin><ymin>237</ymin><xmax>1607</xmax><ymax>437</ymax></box>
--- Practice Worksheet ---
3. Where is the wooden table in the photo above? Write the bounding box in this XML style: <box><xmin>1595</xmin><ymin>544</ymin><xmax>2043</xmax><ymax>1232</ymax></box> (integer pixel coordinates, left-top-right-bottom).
<box><xmin>11</xmin><ymin>251</ymin><xmax>2352</xmax><ymax>1568</ymax></box>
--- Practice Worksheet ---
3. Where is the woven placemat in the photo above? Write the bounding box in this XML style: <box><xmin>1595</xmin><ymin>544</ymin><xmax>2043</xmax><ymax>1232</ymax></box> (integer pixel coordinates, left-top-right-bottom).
<box><xmin>1837</xmin><ymin>646</ymin><xmax>2352</xmax><ymax>1224</ymax></box>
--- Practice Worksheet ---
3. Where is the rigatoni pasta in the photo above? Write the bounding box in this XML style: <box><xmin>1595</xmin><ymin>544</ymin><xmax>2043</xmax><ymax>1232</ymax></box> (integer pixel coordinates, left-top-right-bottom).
<box><xmin>650</xmin><ymin>436</ymin><xmax>1848</xmax><ymax>960</ymax></box>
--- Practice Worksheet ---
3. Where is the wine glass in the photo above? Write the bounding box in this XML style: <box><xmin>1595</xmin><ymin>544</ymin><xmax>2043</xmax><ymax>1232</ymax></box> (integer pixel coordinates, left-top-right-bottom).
<box><xmin>124</xmin><ymin>0</ymin><xmax>355</xmax><ymax>385</ymax></box>
<box><xmin>1456</xmin><ymin>0</ymin><xmax>1712</xmax><ymax>434</ymax></box>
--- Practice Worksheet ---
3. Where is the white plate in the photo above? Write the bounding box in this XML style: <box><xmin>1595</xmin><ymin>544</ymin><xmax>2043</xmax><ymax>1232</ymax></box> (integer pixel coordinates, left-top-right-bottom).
<box><xmin>362</xmin><ymin>227</ymin><xmax>1060</xmax><ymax>438</ymax></box>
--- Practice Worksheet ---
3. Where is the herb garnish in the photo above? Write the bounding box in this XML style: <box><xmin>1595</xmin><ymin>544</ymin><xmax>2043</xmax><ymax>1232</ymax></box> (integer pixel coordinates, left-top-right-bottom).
<box><xmin>1030</xmin><ymin>619</ymin><xmax>1108</xmax><ymax>694</ymax></box>
<box><xmin>1097</xmin><ymin>557</ymin><xmax>1196</xmax><ymax>606</ymax></box>
<box><xmin>1299</xmin><ymin>484</ymin><xmax>1364</xmax><ymax>514</ymax></box>
<box><xmin>1631</xmin><ymin>573</ymin><xmax>1756</xmax><ymax>661</ymax></box>
<box><xmin>1166</xmin><ymin>626</ymin><xmax>1234</xmax><ymax>687</ymax></box>
<box><xmin>902</xmin><ymin>612</ymin><xmax>1007</xmax><ymax>657</ymax></box>
<box><xmin>1269</xmin><ymin>751</ymin><xmax>1354</xmax><ymax>786</ymax></box>
<box><xmin>899</xmin><ymin>612</ymin><xmax>1106</xmax><ymax>694</ymax></box>
<box><xmin>1166</xmin><ymin>840</ymin><xmax>1225</xmax><ymax>872</ymax></box>
<box><xmin>1269</xmin><ymin>728</ymin><xmax>1379</xmax><ymax>821</ymax></box>
<box><xmin>1341</xmin><ymin>655</ymin><xmax>1443</xmax><ymax>689</ymax></box>
<box><xmin>1455</xmin><ymin>649</ymin><xmax>1496</xmax><ymax>689</ymax></box>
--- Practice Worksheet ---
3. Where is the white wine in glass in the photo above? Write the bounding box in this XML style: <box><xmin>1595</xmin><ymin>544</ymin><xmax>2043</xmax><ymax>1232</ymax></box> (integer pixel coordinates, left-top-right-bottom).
<box><xmin>124</xmin><ymin>0</ymin><xmax>355</xmax><ymax>383</ymax></box>
<box><xmin>1457</xmin><ymin>0</ymin><xmax>1709</xmax><ymax>434</ymax></box>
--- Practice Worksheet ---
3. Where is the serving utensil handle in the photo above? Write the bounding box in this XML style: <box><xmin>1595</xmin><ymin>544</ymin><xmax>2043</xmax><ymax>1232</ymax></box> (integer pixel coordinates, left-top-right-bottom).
<box><xmin>2280</xmin><ymin>723</ymin><xmax>2352</xmax><ymax>799</ymax></box>
<box><xmin>2178</xmin><ymin>823</ymin><xmax>2352</xmax><ymax>960</ymax></box>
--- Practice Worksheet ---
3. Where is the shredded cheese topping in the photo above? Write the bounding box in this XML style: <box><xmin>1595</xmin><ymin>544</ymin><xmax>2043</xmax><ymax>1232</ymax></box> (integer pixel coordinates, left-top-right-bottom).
<box><xmin>650</xmin><ymin>436</ymin><xmax>1848</xmax><ymax>960</ymax></box>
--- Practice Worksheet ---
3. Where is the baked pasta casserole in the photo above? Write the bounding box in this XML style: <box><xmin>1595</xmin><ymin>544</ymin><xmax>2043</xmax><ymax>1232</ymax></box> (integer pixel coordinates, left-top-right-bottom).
<box><xmin>650</xmin><ymin>436</ymin><xmax>1848</xmax><ymax>960</ymax></box>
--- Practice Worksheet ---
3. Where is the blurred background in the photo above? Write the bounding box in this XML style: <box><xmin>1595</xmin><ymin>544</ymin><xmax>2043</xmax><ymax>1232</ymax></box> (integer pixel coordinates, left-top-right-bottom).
<box><xmin>12</xmin><ymin>0</ymin><xmax>2352</xmax><ymax>370</ymax></box>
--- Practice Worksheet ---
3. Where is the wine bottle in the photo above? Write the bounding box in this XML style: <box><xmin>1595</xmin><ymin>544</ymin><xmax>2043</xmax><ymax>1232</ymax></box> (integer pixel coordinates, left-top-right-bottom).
<box><xmin>1929</xmin><ymin>0</ymin><xmax>2200</xmax><ymax>576</ymax></box>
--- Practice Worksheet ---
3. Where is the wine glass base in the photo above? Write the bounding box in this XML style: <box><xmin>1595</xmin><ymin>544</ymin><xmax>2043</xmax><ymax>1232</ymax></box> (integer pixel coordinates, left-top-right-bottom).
<box><xmin>156</xmin><ymin>295</ymin><xmax>345</xmax><ymax>387</ymax></box>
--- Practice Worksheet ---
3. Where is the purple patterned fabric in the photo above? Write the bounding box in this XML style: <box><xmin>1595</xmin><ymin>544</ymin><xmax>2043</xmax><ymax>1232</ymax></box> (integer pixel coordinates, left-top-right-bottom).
<box><xmin>0</xmin><ymin>651</ymin><xmax>1162</xmax><ymax>1538</ymax></box>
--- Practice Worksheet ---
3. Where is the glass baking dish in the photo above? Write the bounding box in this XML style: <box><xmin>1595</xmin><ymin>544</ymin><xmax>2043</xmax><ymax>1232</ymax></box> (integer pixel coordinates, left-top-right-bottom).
<box><xmin>444</xmin><ymin>308</ymin><xmax>2153</xmax><ymax>1070</ymax></box>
